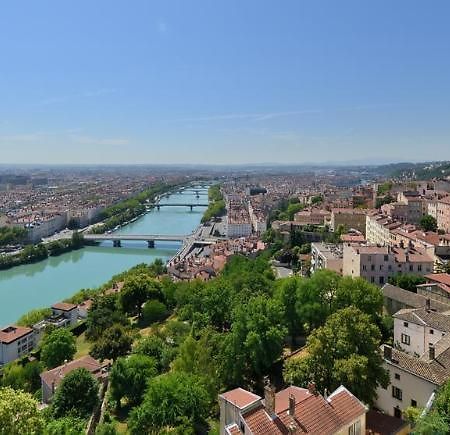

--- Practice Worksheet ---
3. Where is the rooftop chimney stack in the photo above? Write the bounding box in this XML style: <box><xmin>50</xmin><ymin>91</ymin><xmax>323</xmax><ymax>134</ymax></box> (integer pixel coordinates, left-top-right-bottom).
<box><xmin>429</xmin><ymin>344</ymin><xmax>436</xmax><ymax>360</ymax></box>
<box><xmin>426</xmin><ymin>298</ymin><xmax>431</xmax><ymax>312</ymax></box>
<box><xmin>288</xmin><ymin>393</ymin><xmax>296</xmax><ymax>416</ymax></box>
<box><xmin>264</xmin><ymin>382</ymin><xmax>276</xmax><ymax>419</ymax></box>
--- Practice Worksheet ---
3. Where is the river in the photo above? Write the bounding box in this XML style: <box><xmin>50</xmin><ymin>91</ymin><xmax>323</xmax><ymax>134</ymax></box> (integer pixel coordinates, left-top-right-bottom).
<box><xmin>0</xmin><ymin>187</ymin><xmax>208</xmax><ymax>326</ymax></box>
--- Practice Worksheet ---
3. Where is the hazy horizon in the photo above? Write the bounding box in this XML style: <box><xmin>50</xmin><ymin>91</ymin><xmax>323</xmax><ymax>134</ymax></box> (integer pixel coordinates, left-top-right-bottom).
<box><xmin>1</xmin><ymin>1</ymin><xmax>450</xmax><ymax>164</ymax></box>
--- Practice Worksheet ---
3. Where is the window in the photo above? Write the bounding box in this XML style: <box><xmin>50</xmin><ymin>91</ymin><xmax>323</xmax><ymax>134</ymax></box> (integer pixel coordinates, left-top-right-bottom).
<box><xmin>394</xmin><ymin>373</ymin><xmax>400</xmax><ymax>380</ymax></box>
<box><xmin>392</xmin><ymin>386</ymin><xmax>403</xmax><ymax>401</ymax></box>
<box><xmin>371</xmin><ymin>276</ymin><xmax>375</xmax><ymax>283</ymax></box>
<box><xmin>368</xmin><ymin>255</ymin><xmax>372</xmax><ymax>261</ymax></box>
<box><xmin>348</xmin><ymin>420</ymin><xmax>361</xmax><ymax>435</ymax></box>
<box><xmin>379</xmin><ymin>264</ymin><xmax>383</xmax><ymax>270</ymax></box>
<box><xmin>411</xmin><ymin>399</ymin><xmax>417</xmax><ymax>407</ymax></box>
<box><xmin>430</xmin><ymin>329</ymin><xmax>434</xmax><ymax>335</ymax></box>
<box><xmin>388</xmin><ymin>265</ymin><xmax>392</xmax><ymax>271</ymax></box>
<box><xmin>401</xmin><ymin>333</ymin><xmax>410</xmax><ymax>345</ymax></box>
<box><xmin>362</xmin><ymin>265</ymin><xmax>367</xmax><ymax>271</ymax></box>
<box><xmin>394</xmin><ymin>407</ymin><xmax>402</xmax><ymax>418</ymax></box>
<box><xmin>371</xmin><ymin>264</ymin><xmax>375</xmax><ymax>271</ymax></box>
<box><xmin>418</xmin><ymin>264</ymin><xmax>422</xmax><ymax>272</ymax></box>
<box><xmin>384</xmin><ymin>255</ymin><xmax>389</xmax><ymax>261</ymax></box>
<box><xmin>379</xmin><ymin>276</ymin><xmax>385</xmax><ymax>285</ymax></box>
<box><xmin>403</xmin><ymin>322</ymin><xmax>408</xmax><ymax>327</ymax></box>
<box><xmin>409</xmin><ymin>265</ymin><xmax>414</xmax><ymax>271</ymax></box>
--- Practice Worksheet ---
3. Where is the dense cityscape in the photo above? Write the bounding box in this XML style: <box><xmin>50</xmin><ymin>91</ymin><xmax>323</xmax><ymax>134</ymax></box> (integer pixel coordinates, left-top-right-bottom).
<box><xmin>2</xmin><ymin>1</ymin><xmax>450</xmax><ymax>434</ymax></box>
<box><xmin>0</xmin><ymin>162</ymin><xmax>450</xmax><ymax>434</ymax></box>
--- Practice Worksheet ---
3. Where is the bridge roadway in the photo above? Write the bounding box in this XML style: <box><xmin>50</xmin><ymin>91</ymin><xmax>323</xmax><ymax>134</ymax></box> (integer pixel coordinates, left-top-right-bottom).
<box><xmin>84</xmin><ymin>233</ymin><xmax>218</xmax><ymax>248</ymax></box>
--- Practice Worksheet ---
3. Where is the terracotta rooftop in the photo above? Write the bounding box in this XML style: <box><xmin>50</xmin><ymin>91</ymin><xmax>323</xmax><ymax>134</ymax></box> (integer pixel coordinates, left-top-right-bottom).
<box><xmin>425</xmin><ymin>273</ymin><xmax>450</xmax><ymax>287</ymax></box>
<box><xmin>40</xmin><ymin>355</ymin><xmax>110</xmax><ymax>390</ymax></box>
<box><xmin>51</xmin><ymin>302</ymin><xmax>77</xmax><ymax>311</ymax></box>
<box><xmin>0</xmin><ymin>325</ymin><xmax>33</xmax><ymax>344</ymax></box>
<box><xmin>220</xmin><ymin>388</ymin><xmax>261</xmax><ymax>409</ymax></box>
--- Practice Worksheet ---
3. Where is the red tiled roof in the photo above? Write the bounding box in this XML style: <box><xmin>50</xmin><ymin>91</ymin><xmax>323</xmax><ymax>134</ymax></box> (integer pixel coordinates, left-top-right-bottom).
<box><xmin>243</xmin><ymin>405</ymin><xmax>288</xmax><ymax>434</ymax></box>
<box><xmin>328</xmin><ymin>387</ymin><xmax>366</xmax><ymax>426</ymax></box>
<box><xmin>0</xmin><ymin>325</ymin><xmax>33</xmax><ymax>344</ymax></box>
<box><xmin>274</xmin><ymin>386</ymin><xmax>310</xmax><ymax>413</ymax></box>
<box><xmin>220</xmin><ymin>388</ymin><xmax>261</xmax><ymax>409</ymax></box>
<box><xmin>426</xmin><ymin>273</ymin><xmax>450</xmax><ymax>287</ymax></box>
<box><xmin>52</xmin><ymin>302</ymin><xmax>77</xmax><ymax>311</ymax></box>
<box><xmin>225</xmin><ymin>424</ymin><xmax>242</xmax><ymax>435</ymax></box>
<box><xmin>40</xmin><ymin>355</ymin><xmax>109</xmax><ymax>389</ymax></box>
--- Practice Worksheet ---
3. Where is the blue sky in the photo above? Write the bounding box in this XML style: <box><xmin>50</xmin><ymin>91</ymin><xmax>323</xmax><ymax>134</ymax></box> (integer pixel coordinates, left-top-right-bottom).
<box><xmin>1</xmin><ymin>0</ymin><xmax>450</xmax><ymax>165</ymax></box>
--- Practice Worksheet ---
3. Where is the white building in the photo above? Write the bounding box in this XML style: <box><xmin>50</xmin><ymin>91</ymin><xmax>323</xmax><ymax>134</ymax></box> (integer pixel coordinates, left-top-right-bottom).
<box><xmin>310</xmin><ymin>243</ymin><xmax>343</xmax><ymax>275</ymax></box>
<box><xmin>0</xmin><ymin>325</ymin><xmax>35</xmax><ymax>365</ymax></box>
<box><xmin>375</xmin><ymin>342</ymin><xmax>450</xmax><ymax>418</ymax></box>
<box><xmin>393</xmin><ymin>307</ymin><xmax>450</xmax><ymax>357</ymax></box>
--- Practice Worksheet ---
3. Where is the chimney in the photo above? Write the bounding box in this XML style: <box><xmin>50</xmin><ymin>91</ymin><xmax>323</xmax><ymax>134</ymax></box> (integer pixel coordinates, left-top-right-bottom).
<box><xmin>264</xmin><ymin>383</ymin><xmax>276</xmax><ymax>418</ymax></box>
<box><xmin>426</xmin><ymin>298</ymin><xmax>431</xmax><ymax>312</ymax></box>
<box><xmin>384</xmin><ymin>345</ymin><xmax>392</xmax><ymax>361</ymax></box>
<box><xmin>288</xmin><ymin>393</ymin><xmax>296</xmax><ymax>416</ymax></box>
<box><xmin>429</xmin><ymin>344</ymin><xmax>435</xmax><ymax>360</ymax></box>
<box><xmin>307</xmin><ymin>381</ymin><xmax>317</xmax><ymax>395</ymax></box>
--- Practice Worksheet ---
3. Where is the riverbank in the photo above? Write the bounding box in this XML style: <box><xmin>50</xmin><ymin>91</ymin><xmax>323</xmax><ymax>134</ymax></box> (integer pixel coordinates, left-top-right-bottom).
<box><xmin>0</xmin><ymin>186</ymin><xmax>208</xmax><ymax>325</ymax></box>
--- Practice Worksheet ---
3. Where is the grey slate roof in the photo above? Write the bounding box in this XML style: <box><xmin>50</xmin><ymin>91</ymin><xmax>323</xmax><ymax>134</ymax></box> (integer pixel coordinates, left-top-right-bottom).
<box><xmin>382</xmin><ymin>283</ymin><xmax>450</xmax><ymax>312</ymax></box>
<box><xmin>393</xmin><ymin>308</ymin><xmax>450</xmax><ymax>332</ymax></box>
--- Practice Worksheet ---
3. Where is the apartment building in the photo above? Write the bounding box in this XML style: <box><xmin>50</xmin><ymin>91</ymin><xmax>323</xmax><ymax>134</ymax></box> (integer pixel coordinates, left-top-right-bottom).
<box><xmin>436</xmin><ymin>195</ymin><xmax>450</xmax><ymax>232</ymax></box>
<box><xmin>311</xmin><ymin>243</ymin><xmax>343</xmax><ymax>274</ymax></box>
<box><xmin>416</xmin><ymin>273</ymin><xmax>450</xmax><ymax>304</ymax></box>
<box><xmin>294</xmin><ymin>208</ymin><xmax>330</xmax><ymax>226</ymax></box>
<box><xmin>393</xmin><ymin>307</ymin><xmax>450</xmax><ymax>356</ymax></box>
<box><xmin>342</xmin><ymin>244</ymin><xmax>433</xmax><ymax>286</ymax></box>
<box><xmin>219</xmin><ymin>383</ymin><xmax>367</xmax><ymax>435</ymax></box>
<box><xmin>365</xmin><ymin>213</ymin><xmax>402</xmax><ymax>246</ymax></box>
<box><xmin>330</xmin><ymin>208</ymin><xmax>368</xmax><ymax>235</ymax></box>
<box><xmin>381</xmin><ymin>191</ymin><xmax>426</xmax><ymax>225</ymax></box>
<box><xmin>0</xmin><ymin>325</ymin><xmax>35</xmax><ymax>365</ymax></box>
<box><xmin>376</xmin><ymin>342</ymin><xmax>450</xmax><ymax>418</ymax></box>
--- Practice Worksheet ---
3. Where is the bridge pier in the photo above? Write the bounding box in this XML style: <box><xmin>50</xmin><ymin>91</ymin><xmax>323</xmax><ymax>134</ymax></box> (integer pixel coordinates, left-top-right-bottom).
<box><xmin>113</xmin><ymin>240</ymin><xmax>121</xmax><ymax>248</ymax></box>
<box><xmin>147</xmin><ymin>240</ymin><xmax>155</xmax><ymax>248</ymax></box>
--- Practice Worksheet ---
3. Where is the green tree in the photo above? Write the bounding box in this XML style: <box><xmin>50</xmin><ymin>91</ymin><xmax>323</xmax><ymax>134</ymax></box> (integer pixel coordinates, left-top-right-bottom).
<box><xmin>91</xmin><ymin>324</ymin><xmax>132</xmax><ymax>361</ymax></box>
<box><xmin>414</xmin><ymin>411</ymin><xmax>449</xmax><ymax>435</ymax></box>
<box><xmin>132</xmin><ymin>335</ymin><xmax>165</xmax><ymax>371</ymax></box>
<box><xmin>128</xmin><ymin>372</ymin><xmax>210</xmax><ymax>434</ymax></box>
<box><xmin>86</xmin><ymin>294</ymin><xmax>128</xmax><ymax>341</ymax></box>
<box><xmin>44</xmin><ymin>416</ymin><xmax>86</xmax><ymax>435</ymax></box>
<box><xmin>222</xmin><ymin>295</ymin><xmax>287</xmax><ymax>386</ymax></box>
<box><xmin>1</xmin><ymin>361</ymin><xmax>43</xmax><ymax>393</ymax></box>
<box><xmin>296</xmin><ymin>269</ymin><xmax>341</xmax><ymax>333</ymax></box>
<box><xmin>41</xmin><ymin>328</ymin><xmax>76</xmax><ymax>369</ymax></box>
<box><xmin>420</xmin><ymin>214</ymin><xmax>438</xmax><ymax>232</ymax></box>
<box><xmin>275</xmin><ymin>277</ymin><xmax>301</xmax><ymax>345</ymax></box>
<box><xmin>388</xmin><ymin>274</ymin><xmax>426</xmax><ymax>292</ymax></box>
<box><xmin>142</xmin><ymin>300</ymin><xmax>168</xmax><ymax>324</ymax></box>
<box><xmin>95</xmin><ymin>423</ymin><xmax>117</xmax><ymax>435</ymax></box>
<box><xmin>52</xmin><ymin>368</ymin><xmax>99</xmax><ymax>418</ymax></box>
<box><xmin>110</xmin><ymin>354</ymin><xmax>157</xmax><ymax>407</ymax></box>
<box><xmin>283</xmin><ymin>306</ymin><xmax>389</xmax><ymax>405</ymax></box>
<box><xmin>0</xmin><ymin>387</ymin><xmax>44</xmax><ymax>435</ymax></box>
<box><xmin>119</xmin><ymin>275</ymin><xmax>161</xmax><ymax>318</ymax></box>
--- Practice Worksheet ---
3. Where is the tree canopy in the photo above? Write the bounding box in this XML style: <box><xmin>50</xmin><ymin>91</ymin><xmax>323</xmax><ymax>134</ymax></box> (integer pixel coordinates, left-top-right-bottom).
<box><xmin>0</xmin><ymin>387</ymin><xmax>44</xmax><ymax>435</ymax></box>
<box><xmin>283</xmin><ymin>306</ymin><xmax>389</xmax><ymax>405</ymax></box>
<box><xmin>52</xmin><ymin>368</ymin><xmax>99</xmax><ymax>418</ymax></box>
<box><xmin>41</xmin><ymin>328</ymin><xmax>77</xmax><ymax>369</ymax></box>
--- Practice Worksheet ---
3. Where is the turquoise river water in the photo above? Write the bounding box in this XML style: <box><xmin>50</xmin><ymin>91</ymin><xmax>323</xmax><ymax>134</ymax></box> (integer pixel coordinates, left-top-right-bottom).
<box><xmin>0</xmin><ymin>188</ymin><xmax>208</xmax><ymax>326</ymax></box>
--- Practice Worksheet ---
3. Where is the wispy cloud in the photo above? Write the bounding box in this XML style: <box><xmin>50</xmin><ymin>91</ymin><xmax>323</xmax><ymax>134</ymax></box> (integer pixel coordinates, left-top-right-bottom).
<box><xmin>37</xmin><ymin>88</ymin><xmax>117</xmax><ymax>106</ymax></box>
<box><xmin>174</xmin><ymin>109</ymin><xmax>321</xmax><ymax>123</ymax></box>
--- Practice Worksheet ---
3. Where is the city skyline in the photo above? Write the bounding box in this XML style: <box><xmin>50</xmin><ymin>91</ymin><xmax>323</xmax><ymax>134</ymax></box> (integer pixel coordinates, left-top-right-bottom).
<box><xmin>1</xmin><ymin>0</ymin><xmax>450</xmax><ymax>164</ymax></box>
